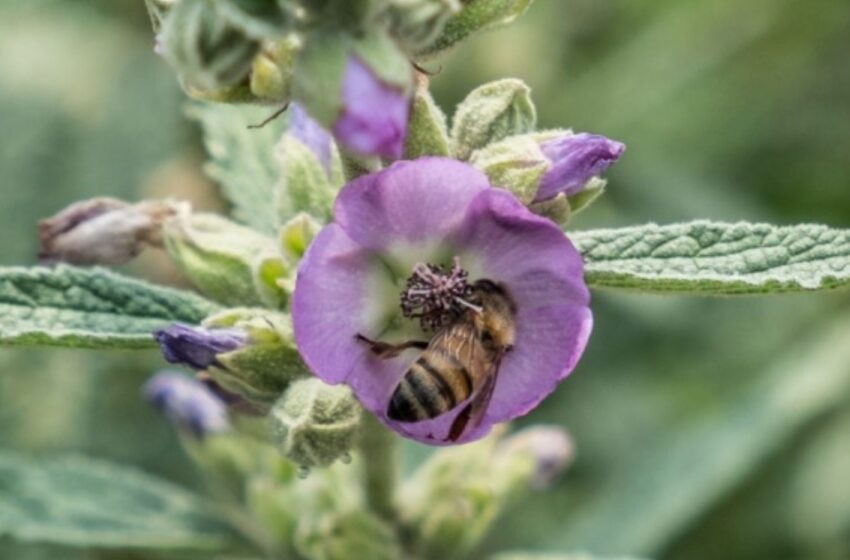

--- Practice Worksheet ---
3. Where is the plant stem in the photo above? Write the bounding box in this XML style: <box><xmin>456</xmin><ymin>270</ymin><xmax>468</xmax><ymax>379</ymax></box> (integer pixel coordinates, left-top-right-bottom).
<box><xmin>358</xmin><ymin>413</ymin><xmax>399</xmax><ymax>520</ymax></box>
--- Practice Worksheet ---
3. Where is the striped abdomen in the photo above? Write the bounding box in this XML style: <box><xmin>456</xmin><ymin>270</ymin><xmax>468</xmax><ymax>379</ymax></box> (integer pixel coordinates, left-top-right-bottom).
<box><xmin>387</xmin><ymin>350</ymin><xmax>475</xmax><ymax>423</ymax></box>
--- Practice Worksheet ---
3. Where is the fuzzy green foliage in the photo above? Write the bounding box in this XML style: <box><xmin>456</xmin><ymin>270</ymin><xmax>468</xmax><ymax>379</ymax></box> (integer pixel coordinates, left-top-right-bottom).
<box><xmin>577</xmin><ymin>221</ymin><xmax>850</xmax><ymax>294</ymax></box>
<box><xmin>0</xmin><ymin>266</ymin><xmax>218</xmax><ymax>349</ymax></box>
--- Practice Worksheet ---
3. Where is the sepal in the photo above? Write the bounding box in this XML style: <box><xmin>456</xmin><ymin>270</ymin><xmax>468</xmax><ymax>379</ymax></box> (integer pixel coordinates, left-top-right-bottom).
<box><xmin>450</xmin><ymin>79</ymin><xmax>536</xmax><ymax>161</ymax></box>
<box><xmin>268</xmin><ymin>377</ymin><xmax>362</xmax><ymax>468</ymax></box>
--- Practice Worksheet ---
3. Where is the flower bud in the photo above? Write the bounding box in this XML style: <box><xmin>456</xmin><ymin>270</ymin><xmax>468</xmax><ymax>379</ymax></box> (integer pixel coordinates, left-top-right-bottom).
<box><xmin>154</xmin><ymin>323</ymin><xmax>248</xmax><ymax>370</ymax></box>
<box><xmin>294</xmin><ymin>29</ymin><xmax>412</xmax><ymax>159</ymax></box>
<box><xmin>401</xmin><ymin>426</ymin><xmax>574</xmax><ymax>557</ymax></box>
<box><xmin>294</xmin><ymin>511</ymin><xmax>402</xmax><ymax>560</ymax></box>
<box><xmin>162</xmin><ymin>212</ymin><xmax>279</xmax><ymax>306</ymax></box>
<box><xmin>275</xmin><ymin>104</ymin><xmax>342</xmax><ymax>223</ymax></box>
<box><xmin>451</xmin><ymin>79</ymin><xmax>536</xmax><ymax>161</ymax></box>
<box><xmin>158</xmin><ymin>0</ymin><xmax>261</xmax><ymax>92</ymax></box>
<box><xmin>250</xmin><ymin>36</ymin><xmax>300</xmax><ymax>102</ymax></box>
<box><xmin>419</xmin><ymin>0</ymin><xmax>538</xmax><ymax>58</ymax></box>
<box><xmin>268</xmin><ymin>378</ymin><xmax>362</xmax><ymax>468</ymax></box>
<box><xmin>471</xmin><ymin>131</ymin><xmax>623</xmax><ymax>221</ymax></box>
<box><xmin>533</xmin><ymin>132</ymin><xmax>625</xmax><ymax>202</ymax></box>
<box><xmin>144</xmin><ymin>370</ymin><xmax>230</xmax><ymax>437</ymax></box>
<box><xmin>279</xmin><ymin>212</ymin><xmax>323</xmax><ymax>262</ymax></box>
<box><xmin>253</xmin><ymin>253</ymin><xmax>290</xmax><ymax>309</ymax></box>
<box><xmin>468</xmin><ymin>133</ymin><xmax>548</xmax><ymax>204</ymax></box>
<box><xmin>403</xmin><ymin>75</ymin><xmax>450</xmax><ymax>159</ymax></box>
<box><xmin>383</xmin><ymin>0</ymin><xmax>462</xmax><ymax>54</ymax></box>
<box><xmin>496</xmin><ymin>425</ymin><xmax>574</xmax><ymax>490</ymax></box>
<box><xmin>38</xmin><ymin>198</ymin><xmax>183</xmax><ymax>266</ymax></box>
<box><xmin>203</xmin><ymin>309</ymin><xmax>311</xmax><ymax>404</ymax></box>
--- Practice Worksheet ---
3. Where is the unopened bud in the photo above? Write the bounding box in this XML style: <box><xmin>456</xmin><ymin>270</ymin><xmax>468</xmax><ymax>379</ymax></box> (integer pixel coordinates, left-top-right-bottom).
<box><xmin>383</xmin><ymin>0</ymin><xmax>462</xmax><ymax>53</ymax></box>
<box><xmin>419</xmin><ymin>0</ymin><xmax>538</xmax><ymax>58</ymax></box>
<box><xmin>163</xmin><ymin>212</ymin><xmax>279</xmax><ymax>306</ymax></box>
<box><xmin>451</xmin><ymin>79</ymin><xmax>536</xmax><ymax>161</ymax></box>
<box><xmin>401</xmin><ymin>425</ymin><xmax>574</xmax><ymax>557</ymax></box>
<box><xmin>294</xmin><ymin>29</ymin><xmax>412</xmax><ymax>159</ymax></box>
<box><xmin>38</xmin><ymin>198</ymin><xmax>182</xmax><ymax>266</ymax></box>
<box><xmin>469</xmin><ymin>133</ymin><xmax>548</xmax><ymax>203</ymax></box>
<box><xmin>275</xmin><ymin>104</ymin><xmax>342</xmax><ymax>223</ymax></box>
<box><xmin>203</xmin><ymin>309</ymin><xmax>311</xmax><ymax>404</ymax></box>
<box><xmin>279</xmin><ymin>212</ymin><xmax>322</xmax><ymax>261</ymax></box>
<box><xmin>471</xmin><ymin>131</ymin><xmax>623</xmax><ymax>222</ymax></box>
<box><xmin>496</xmin><ymin>425</ymin><xmax>574</xmax><ymax>490</ymax></box>
<box><xmin>158</xmin><ymin>0</ymin><xmax>260</xmax><ymax>92</ymax></box>
<box><xmin>144</xmin><ymin>370</ymin><xmax>230</xmax><ymax>437</ymax></box>
<box><xmin>250</xmin><ymin>36</ymin><xmax>300</xmax><ymax>102</ymax></box>
<box><xmin>154</xmin><ymin>323</ymin><xmax>248</xmax><ymax>370</ymax></box>
<box><xmin>533</xmin><ymin>132</ymin><xmax>624</xmax><ymax>203</ymax></box>
<box><xmin>268</xmin><ymin>377</ymin><xmax>362</xmax><ymax>468</ymax></box>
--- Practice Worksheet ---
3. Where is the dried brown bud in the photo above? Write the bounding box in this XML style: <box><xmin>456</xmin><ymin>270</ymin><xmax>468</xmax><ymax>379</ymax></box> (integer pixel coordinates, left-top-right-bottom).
<box><xmin>38</xmin><ymin>197</ymin><xmax>184</xmax><ymax>265</ymax></box>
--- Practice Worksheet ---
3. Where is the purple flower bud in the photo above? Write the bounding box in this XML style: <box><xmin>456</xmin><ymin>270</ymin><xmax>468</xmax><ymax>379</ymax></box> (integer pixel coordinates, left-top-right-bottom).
<box><xmin>498</xmin><ymin>426</ymin><xmax>575</xmax><ymax>489</ymax></box>
<box><xmin>144</xmin><ymin>371</ymin><xmax>230</xmax><ymax>437</ymax></box>
<box><xmin>153</xmin><ymin>323</ymin><xmax>248</xmax><ymax>371</ymax></box>
<box><xmin>38</xmin><ymin>198</ymin><xmax>181</xmax><ymax>266</ymax></box>
<box><xmin>534</xmin><ymin>133</ymin><xmax>625</xmax><ymax>202</ymax></box>
<box><xmin>289</xmin><ymin>102</ymin><xmax>334</xmax><ymax>176</ymax></box>
<box><xmin>332</xmin><ymin>56</ymin><xmax>410</xmax><ymax>160</ymax></box>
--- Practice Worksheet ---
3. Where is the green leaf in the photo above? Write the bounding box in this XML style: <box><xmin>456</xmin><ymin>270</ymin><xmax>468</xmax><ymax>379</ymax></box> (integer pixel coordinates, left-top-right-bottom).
<box><xmin>0</xmin><ymin>266</ymin><xmax>219</xmax><ymax>349</ymax></box>
<box><xmin>189</xmin><ymin>103</ymin><xmax>287</xmax><ymax>235</ymax></box>
<box><xmin>0</xmin><ymin>452</ymin><xmax>236</xmax><ymax>550</ymax></box>
<box><xmin>551</xmin><ymin>313</ymin><xmax>850</xmax><ymax>555</ymax></box>
<box><xmin>420</xmin><ymin>0</ymin><xmax>536</xmax><ymax>58</ymax></box>
<box><xmin>575</xmin><ymin>221</ymin><xmax>850</xmax><ymax>294</ymax></box>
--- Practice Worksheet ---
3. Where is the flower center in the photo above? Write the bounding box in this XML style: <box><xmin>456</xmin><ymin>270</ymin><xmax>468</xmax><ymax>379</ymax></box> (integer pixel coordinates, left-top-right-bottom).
<box><xmin>399</xmin><ymin>256</ymin><xmax>481</xmax><ymax>332</ymax></box>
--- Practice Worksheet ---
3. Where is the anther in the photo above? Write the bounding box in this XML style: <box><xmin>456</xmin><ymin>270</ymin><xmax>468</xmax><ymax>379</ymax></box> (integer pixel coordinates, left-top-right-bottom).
<box><xmin>400</xmin><ymin>257</ymin><xmax>476</xmax><ymax>331</ymax></box>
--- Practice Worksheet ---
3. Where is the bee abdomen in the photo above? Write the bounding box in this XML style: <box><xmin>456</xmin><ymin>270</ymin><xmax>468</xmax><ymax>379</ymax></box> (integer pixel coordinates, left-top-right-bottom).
<box><xmin>387</xmin><ymin>356</ymin><xmax>470</xmax><ymax>423</ymax></box>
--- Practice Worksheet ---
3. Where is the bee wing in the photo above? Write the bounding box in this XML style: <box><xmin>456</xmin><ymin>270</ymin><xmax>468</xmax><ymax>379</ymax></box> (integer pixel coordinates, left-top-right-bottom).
<box><xmin>446</xmin><ymin>350</ymin><xmax>505</xmax><ymax>442</ymax></box>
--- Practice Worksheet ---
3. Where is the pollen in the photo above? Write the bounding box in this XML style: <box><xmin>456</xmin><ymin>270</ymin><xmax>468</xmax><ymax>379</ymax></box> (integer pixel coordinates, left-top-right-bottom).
<box><xmin>400</xmin><ymin>256</ymin><xmax>477</xmax><ymax>332</ymax></box>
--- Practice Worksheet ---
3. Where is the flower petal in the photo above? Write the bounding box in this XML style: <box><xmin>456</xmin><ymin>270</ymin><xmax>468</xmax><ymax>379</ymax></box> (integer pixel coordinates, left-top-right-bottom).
<box><xmin>454</xmin><ymin>188</ymin><xmax>592</xmax><ymax>424</ymax></box>
<box><xmin>334</xmin><ymin>157</ymin><xmax>491</xmax><ymax>256</ymax></box>
<box><xmin>535</xmin><ymin>133</ymin><xmax>625</xmax><ymax>202</ymax></box>
<box><xmin>333</xmin><ymin>56</ymin><xmax>410</xmax><ymax>159</ymax></box>
<box><xmin>292</xmin><ymin>223</ymin><xmax>398</xmax><ymax>385</ymax></box>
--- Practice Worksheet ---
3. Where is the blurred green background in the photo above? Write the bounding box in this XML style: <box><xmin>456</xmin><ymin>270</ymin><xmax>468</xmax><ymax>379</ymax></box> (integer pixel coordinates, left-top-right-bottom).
<box><xmin>1</xmin><ymin>1</ymin><xmax>848</xmax><ymax>559</ymax></box>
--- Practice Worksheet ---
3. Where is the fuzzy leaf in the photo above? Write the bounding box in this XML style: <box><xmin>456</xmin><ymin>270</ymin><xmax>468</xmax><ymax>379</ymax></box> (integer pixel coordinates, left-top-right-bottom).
<box><xmin>550</xmin><ymin>313</ymin><xmax>850</xmax><ymax>555</ymax></box>
<box><xmin>0</xmin><ymin>266</ymin><xmax>219</xmax><ymax>349</ymax></box>
<box><xmin>420</xmin><ymin>0</ymin><xmax>536</xmax><ymax>57</ymax></box>
<box><xmin>189</xmin><ymin>103</ymin><xmax>287</xmax><ymax>235</ymax></box>
<box><xmin>0</xmin><ymin>452</ymin><xmax>235</xmax><ymax>550</ymax></box>
<box><xmin>575</xmin><ymin>221</ymin><xmax>850</xmax><ymax>294</ymax></box>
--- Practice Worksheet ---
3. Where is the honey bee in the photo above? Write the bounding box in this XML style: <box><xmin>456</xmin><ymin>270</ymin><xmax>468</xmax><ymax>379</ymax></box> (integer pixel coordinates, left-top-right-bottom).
<box><xmin>356</xmin><ymin>279</ymin><xmax>516</xmax><ymax>441</ymax></box>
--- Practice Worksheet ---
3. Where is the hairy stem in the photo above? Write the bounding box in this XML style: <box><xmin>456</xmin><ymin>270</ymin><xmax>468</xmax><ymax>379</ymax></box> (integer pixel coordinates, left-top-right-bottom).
<box><xmin>358</xmin><ymin>413</ymin><xmax>399</xmax><ymax>520</ymax></box>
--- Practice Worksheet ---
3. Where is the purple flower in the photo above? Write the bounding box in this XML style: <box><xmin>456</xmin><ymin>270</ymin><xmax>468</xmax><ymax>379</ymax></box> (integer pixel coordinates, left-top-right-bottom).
<box><xmin>332</xmin><ymin>56</ymin><xmax>410</xmax><ymax>160</ymax></box>
<box><xmin>144</xmin><ymin>371</ymin><xmax>230</xmax><ymax>437</ymax></box>
<box><xmin>290</xmin><ymin>102</ymin><xmax>334</xmax><ymax>175</ymax></box>
<box><xmin>154</xmin><ymin>324</ymin><xmax>247</xmax><ymax>370</ymax></box>
<box><xmin>292</xmin><ymin>158</ymin><xmax>592</xmax><ymax>445</ymax></box>
<box><xmin>534</xmin><ymin>133</ymin><xmax>625</xmax><ymax>202</ymax></box>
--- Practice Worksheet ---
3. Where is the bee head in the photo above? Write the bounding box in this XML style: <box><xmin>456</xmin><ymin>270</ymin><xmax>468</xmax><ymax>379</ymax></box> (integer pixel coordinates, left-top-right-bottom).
<box><xmin>471</xmin><ymin>279</ymin><xmax>517</xmax><ymax>351</ymax></box>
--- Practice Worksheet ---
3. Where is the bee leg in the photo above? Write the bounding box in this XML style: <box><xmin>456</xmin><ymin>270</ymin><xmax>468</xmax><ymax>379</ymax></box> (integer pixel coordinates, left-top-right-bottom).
<box><xmin>447</xmin><ymin>404</ymin><xmax>473</xmax><ymax>442</ymax></box>
<box><xmin>355</xmin><ymin>334</ymin><xmax>428</xmax><ymax>359</ymax></box>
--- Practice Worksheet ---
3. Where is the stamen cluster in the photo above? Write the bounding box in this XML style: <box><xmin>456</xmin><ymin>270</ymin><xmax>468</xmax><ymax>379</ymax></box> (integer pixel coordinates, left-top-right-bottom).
<box><xmin>400</xmin><ymin>256</ymin><xmax>473</xmax><ymax>331</ymax></box>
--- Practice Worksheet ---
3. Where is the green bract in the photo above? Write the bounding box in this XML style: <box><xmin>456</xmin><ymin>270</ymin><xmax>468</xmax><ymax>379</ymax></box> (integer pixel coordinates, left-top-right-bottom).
<box><xmin>451</xmin><ymin>79</ymin><xmax>537</xmax><ymax>160</ymax></box>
